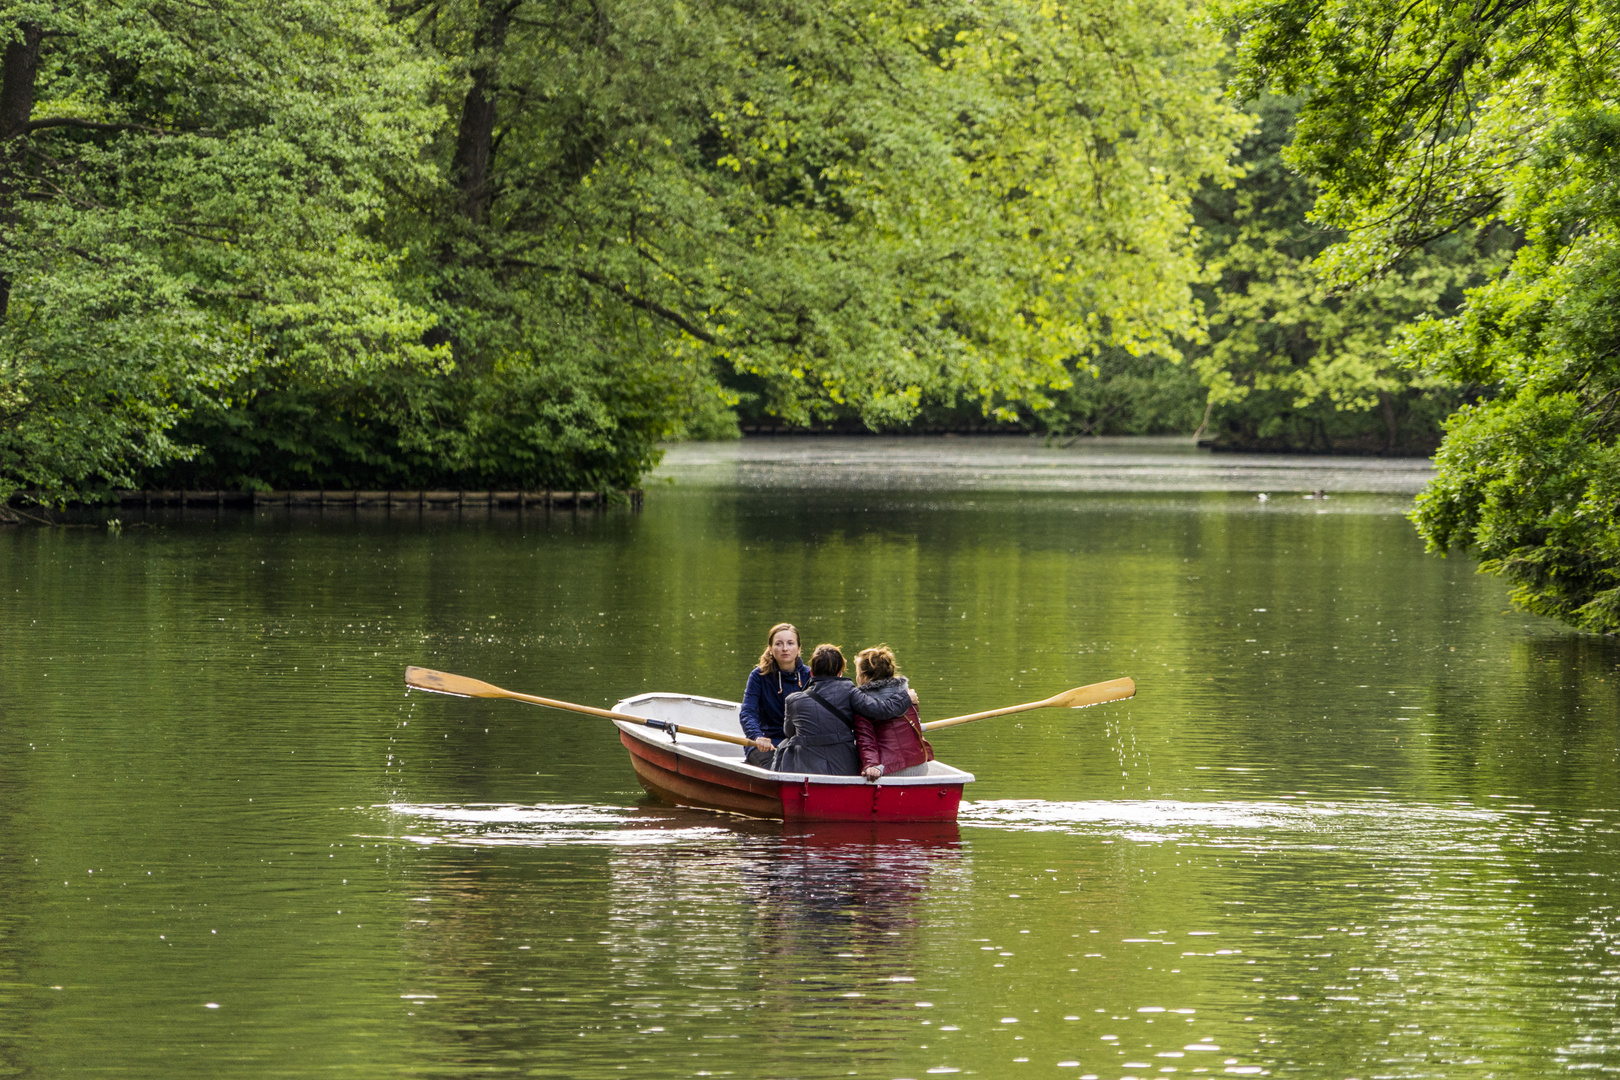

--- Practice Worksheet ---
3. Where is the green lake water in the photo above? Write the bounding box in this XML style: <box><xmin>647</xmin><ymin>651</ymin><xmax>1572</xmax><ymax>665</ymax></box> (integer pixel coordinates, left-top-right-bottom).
<box><xmin>3</xmin><ymin>436</ymin><xmax>1618</xmax><ymax>1078</ymax></box>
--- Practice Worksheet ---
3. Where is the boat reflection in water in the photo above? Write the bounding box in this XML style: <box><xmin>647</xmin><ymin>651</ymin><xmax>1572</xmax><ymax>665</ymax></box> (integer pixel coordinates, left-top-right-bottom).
<box><xmin>752</xmin><ymin>821</ymin><xmax>965</xmax><ymax>933</ymax></box>
<box><xmin>606</xmin><ymin>807</ymin><xmax>966</xmax><ymax>1022</ymax></box>
<box><xmin>378</xmin><ymin>800</ymin><xmax>967</xmax><ymax>1073</ymax></box>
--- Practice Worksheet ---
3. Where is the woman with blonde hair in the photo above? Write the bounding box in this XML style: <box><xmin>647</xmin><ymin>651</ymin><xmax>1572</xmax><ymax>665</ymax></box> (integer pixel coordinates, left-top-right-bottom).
<box><xmin>739</xmin><ymin>622</ymin><xmax>811</xmax><ymax>767</ymax></box>
<box><xmin>849</xmin><ymin>645</ymin><xmax>933</xmax><ymax>781</ymax></box>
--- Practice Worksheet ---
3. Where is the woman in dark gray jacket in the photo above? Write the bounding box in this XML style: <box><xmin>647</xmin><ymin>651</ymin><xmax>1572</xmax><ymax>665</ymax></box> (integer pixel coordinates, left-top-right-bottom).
<box><xmin>772</xmin><ymin>644</ymin><xmax>860</xmax><ymax>775</ymax></box>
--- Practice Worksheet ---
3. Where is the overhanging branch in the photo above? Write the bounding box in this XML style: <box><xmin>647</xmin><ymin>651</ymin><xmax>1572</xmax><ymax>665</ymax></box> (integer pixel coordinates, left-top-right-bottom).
<box><xmin>572</xmin><ymin>267</ymin><xmax>719</xmax><ymax>344</ymax></box>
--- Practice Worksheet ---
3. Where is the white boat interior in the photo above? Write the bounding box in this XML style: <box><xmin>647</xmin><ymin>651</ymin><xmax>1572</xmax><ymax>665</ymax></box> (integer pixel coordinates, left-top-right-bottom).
<box><xmin>613</xmin><ymin>692</ymin><xmax>975</xmax><ymax>786</ymax></box>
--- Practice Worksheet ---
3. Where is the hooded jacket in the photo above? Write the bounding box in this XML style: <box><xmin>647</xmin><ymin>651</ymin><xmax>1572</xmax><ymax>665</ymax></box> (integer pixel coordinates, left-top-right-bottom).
<box><xmin>849</xmin><ymin>676</ymin><xmax>934</xmax><ymax>776</ymax></box>
<box><xmin>739</xmin><ymin>661</ymin><xmax>812</xmax><ymax>743</ymax></box>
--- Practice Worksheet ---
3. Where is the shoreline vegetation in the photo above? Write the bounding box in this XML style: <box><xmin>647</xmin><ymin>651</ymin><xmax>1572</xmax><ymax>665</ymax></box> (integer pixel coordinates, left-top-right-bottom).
<box><xmin>1</xmin><ymin>0</ymin><xmax>1617</xmax><ymax>630</ymax></box>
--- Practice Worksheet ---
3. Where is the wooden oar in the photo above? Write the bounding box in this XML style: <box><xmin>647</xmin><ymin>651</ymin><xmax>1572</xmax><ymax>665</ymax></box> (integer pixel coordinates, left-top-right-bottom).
<box><xmin>403</xmin><ymin>666</ymin><xmax>754</xmax><ymax>748</ymax></box>
<box><xmin>921</xmin><ymin>677</ymin><xmax>1136</xmax><ymax>731</ymax></box>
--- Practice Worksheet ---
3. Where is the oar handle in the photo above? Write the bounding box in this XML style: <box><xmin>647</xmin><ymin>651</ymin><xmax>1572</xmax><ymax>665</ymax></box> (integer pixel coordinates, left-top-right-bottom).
<box><xmin>503</xmin><ymin>691</ymin><xmax>754</xmax><ymax>748</ymax></box>
<box><xmin>405</xmin><ymin>667</ymin><xmax>755</xmax><ymax>748</ymax></box>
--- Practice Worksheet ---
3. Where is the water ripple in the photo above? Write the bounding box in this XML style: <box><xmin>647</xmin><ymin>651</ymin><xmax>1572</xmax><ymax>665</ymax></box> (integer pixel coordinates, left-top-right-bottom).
<box><xmin>961</xmin><ymin>797</ymin><xmax>1533</xmax><ymax>852</ymax></box>
<box><xmin>375</xmin><ymin>802</ymin><xmax>742</xmax><ymax>847</ymax></box>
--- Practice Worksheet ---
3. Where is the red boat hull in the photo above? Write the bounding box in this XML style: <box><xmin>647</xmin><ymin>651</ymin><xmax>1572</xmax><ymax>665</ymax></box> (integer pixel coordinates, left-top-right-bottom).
<box><xmin>620</xmin><ymin>731</ymin><xmax>965</xmax><ymax>823</ymax></box>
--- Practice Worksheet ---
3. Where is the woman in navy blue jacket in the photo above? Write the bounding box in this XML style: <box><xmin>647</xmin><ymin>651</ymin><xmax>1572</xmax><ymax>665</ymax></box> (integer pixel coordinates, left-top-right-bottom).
<box><xmin>739</xmin><ymin>622</ymin><xmax>811</xmax><ymax>767</ymax></box>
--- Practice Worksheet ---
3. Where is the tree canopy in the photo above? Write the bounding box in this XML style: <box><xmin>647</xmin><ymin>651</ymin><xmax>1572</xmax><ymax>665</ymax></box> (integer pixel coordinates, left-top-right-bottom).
<box><xmin>0</xmin><ymin>0</ymin><xmax>1248</xmax><ymax>501</ymax></box>
<box><xmin>1221</xmin><ymin>0</ymin><xmax>1620</xmax><ymax>631</ymax></box>
<box><xmin>1188</xmin><ymin>94</ymin><xmax>1511</xmax><ymax>454</ymax></box>
<box><xmin>0</xmin><ymin>0</ymin><xmax>442</xmax><ymax>504</ymax></box>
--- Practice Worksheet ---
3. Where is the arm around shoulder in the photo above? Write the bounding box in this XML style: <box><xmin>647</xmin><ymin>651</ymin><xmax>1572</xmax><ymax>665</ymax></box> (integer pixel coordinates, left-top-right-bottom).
<box><xmin>849</xmin><ymin>677</ymin><xmax>912</xmax><ymax>722</ymax></box>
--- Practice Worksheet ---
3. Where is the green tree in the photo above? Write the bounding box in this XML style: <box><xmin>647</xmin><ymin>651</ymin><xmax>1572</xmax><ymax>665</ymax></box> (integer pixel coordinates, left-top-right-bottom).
<box><xmin>386</xmin><ymin>0</ymin><xmax>1246</xmax><ymax>435</ymax></box>
<box><xmin>1189</xmin><ymin>95</ymin><xmax>1510</xmax><ymax>453</ymax></box>
<box><xmin>0</xmin><ymin>0</ymin><xmax>443</xmax><ymax>505</ymax></box>
<box><xmin>982</xmin><ymin>94</ymin><xmax>1510</xmax><ymax>448</ymax></box>
<box><xmin>8</xmin><ymin>0</ymin><xmax>1251</xmax><ymax>499</ymax></box>
<box><xmin>1404</xmin><ymin>111</ymin><xmax>1620</xmax><ymax>631</ymax></box>
<box><xmin>1220</xmin><ymin>0</ymin><xmax>1620</xmax><ymax>631</ymax></box>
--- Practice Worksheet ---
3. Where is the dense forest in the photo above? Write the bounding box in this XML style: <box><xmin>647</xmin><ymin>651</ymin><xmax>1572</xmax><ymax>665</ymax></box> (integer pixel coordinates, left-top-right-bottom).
<box><xmin>0</xmin><ymin>0</ymin><xmax>1244</xmax><ymax>501</ymax></box>
<box><xmin>3</xmin><ymin>0</ymin><xmax>1620</xmax><ymax>631</ymax></box>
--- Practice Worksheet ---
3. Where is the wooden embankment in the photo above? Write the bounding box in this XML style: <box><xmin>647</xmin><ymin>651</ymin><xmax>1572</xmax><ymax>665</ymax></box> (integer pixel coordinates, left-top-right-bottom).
<box><xmin>114</xmin><ymin>489</ymin><xmax>644</xmax><ymax>510</ymax></box>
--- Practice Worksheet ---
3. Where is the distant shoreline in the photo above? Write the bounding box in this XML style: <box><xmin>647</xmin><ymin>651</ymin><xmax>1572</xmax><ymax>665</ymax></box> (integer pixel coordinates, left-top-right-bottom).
<box><xmin>724</xmin><ymin>429</ymin><xmax>1436</xmax><ymax>458</ymax></box>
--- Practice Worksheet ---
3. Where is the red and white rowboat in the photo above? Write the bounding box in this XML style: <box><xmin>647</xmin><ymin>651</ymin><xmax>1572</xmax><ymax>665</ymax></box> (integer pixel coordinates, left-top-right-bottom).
<box><xmin>403</xmin><ymin>665</ymin><xmax>1128</xmax><ymax>823</ymax></box>
<box><xmin>612</xmin><ymin>692</ymin><xmax>975</xmax><ymax>822</ymax></box>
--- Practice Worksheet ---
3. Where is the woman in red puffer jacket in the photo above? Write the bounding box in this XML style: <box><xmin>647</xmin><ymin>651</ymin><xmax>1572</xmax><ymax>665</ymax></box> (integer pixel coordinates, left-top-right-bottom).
<box><xmin>848</xmin><ymin>645</ymin><xmax>934</xmax><ymax>782</ymax></box>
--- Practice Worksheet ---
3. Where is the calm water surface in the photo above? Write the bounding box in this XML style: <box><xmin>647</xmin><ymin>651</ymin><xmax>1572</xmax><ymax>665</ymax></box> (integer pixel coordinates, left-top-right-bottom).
<box><xmin>3</xmin><ymin>437</ymin><xmax>1618</xmax><ymax>1078</ymax></box>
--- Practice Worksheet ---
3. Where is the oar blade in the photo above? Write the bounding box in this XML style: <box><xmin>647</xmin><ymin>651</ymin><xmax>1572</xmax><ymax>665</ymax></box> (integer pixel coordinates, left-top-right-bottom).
<box><xmin>405</xmin><ymin>666</ymin><xmax>509</xmax><ymax>699</ymax></box>
<box><xmin>403</xmin><ymin>666</ymin><xmax>754</xmax><ymax>748</ymax></box>
<box><xmin>1048</xmin><ymin>677</ymin><xmax>1136</xmax><ymax>710</ymax></box>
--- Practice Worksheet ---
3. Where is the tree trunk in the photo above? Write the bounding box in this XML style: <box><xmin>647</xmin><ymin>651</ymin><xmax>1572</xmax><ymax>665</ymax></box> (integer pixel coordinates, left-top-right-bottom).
<box><xmin>0</xmin><ymin>22</ymin><xmax>42</xmax><ymax>320</ymax></box>
<box><xmin>450</xmin><ymin>5</ymin><xmax>510</xmax><ymax>225</ymax></box>
<box><xmin>1379</xmin><ymin>390</ymin><xmax>1398</xmax><ymax>454</ymax></box>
